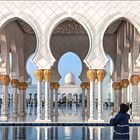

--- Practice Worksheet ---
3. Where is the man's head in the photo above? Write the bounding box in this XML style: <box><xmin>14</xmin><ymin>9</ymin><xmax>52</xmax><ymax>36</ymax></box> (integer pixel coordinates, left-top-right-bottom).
<box><xmin>119</xmin><ymin>103</ymin><xmax>129</xmax><ymax>113</ymax></box>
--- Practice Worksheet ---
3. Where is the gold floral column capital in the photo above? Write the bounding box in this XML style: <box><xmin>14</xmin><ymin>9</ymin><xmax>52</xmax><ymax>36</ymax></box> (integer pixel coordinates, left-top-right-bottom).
<box><xmin>11</xmin><ymin>79</ymin><xmax>19</xmax><ymax>88</ymax></box>
<box><xmin>54</xmin><ymin>82</ymin><xmax>60</xmax><ymax>90</ymax></box>
<box><xmin>1</xmin><ymin>75</ymin><xmax>10</xmax><ymax>86</ymax></box>
<box><xmin>44</xmin><ymin>69</ymin><xmax>52</xmax><ymax>82</ymax></box>
<box><xmin>87</xmin><ymin>69</ymin><xmax>97</xmax><ymax>82</ymax></box>
<box><xmin>112</xmin><ymin>82</ymin><xmax>122</xmax><ymax>90</ymax></box>
<box><xmin>80</xmin><ymin>82</ymin><xmax>87</xmax><ymax>90</ymax></box>
<box><xmin>18</xmin><ymin>82</ymin><xmax>28</xmax><ymax>90</ymax></box>
<box><xmin>120</xmin><ymin>79</ymin><xmax>129</xmax><ymax>88</ymax></box>
<box><xmin>97</xmin><ymin>69</ymin><xmax>106</xmax><ymax>82</ymax></box>
<box><xmin>130</xmin><ymin>75</ymin><xmax>140</xmax><ymax>85</ymax></box>
<box><xmin>34</xmin><ymin>69</ymin><xmax>44</xmax><ymax>82</ymax></box>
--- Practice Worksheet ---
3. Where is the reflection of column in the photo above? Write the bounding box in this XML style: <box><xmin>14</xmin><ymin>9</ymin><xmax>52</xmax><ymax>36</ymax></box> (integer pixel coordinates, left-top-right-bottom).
<box><xmin>82</xmin><ymin>127</ymin><xmax>85</xmax><ymax>139</ymax></box>
<box><xmin>97</xmin><ymin>69</ymin><xmax>105</xmax><ymax>121</ymax></box>
<box><xmin>97</xmin><ymin>127</ymin><xmax>102</xmax><ymax>140</ymax></box>
<box><xmin>36</xmin><ymin>127</ymin><xmax>41</xmax><ymax>140</ymax></box>
<box><xmin>86</xmin><ymin>82</ymin><xmax>90</xmax><ymax>114</ymax></box>
<box><xmin>2</xmin><ymin>127</ymin><xmax>8</xmax><ymax>140</ymax></box>
<box><xmin>18</xmin><ymin>82</ymin><xmax>28</xmax><ymax>118</ymax></box>
<box><xmin>88</xmin><ymin>127</ymin><xmax>94</xmax><ymax>140</ymax></box>
<box><xmin>44</xmin><ymin>69</ymin><xmax>52</xmax><ymax>122</ymax></box>
<box><xmin>112</xmin><ymin>82</ymin><xmax>122</xmax><ymax>111</ymax></box>
<box><xmin>0</xmin><ymin>75</ymin><xmax>10</xmax><ymax>121</ymax></box>
<box><xmin>44</xmin><ymin>127</ymin><xmax>48</xmax><ymax>140</ymax></box>
<box><xmin>18</xmin><ymin>127</ymin><xmax>26</xmax><ymax>140</ymax></box>
<box><xmin>87</xmin><ymin>69</ymin><xmax>97</xmax><ymax>122</ymax></box>
<box><xmin>50</xmin><ymin>82</ymin><xmax>54</xmax><ymax>116</ymax></box>
<box><xmin>34</xmin><ymin>69</ymin><xmax>44</xmax><ymax>121</ymax></box>
<box><xmin>120</xmin><ymin>79</ymin><xmax>129</xmax><ymax>104</ymax></box>
<box><xmin>13</xmin><ymin>127</ymin><xmax>17</xmax><ymax>140</ymax></box>
<box><xmin>80</xmin><ymin>82</ymin><xmax>86</xmax><ymax>114</ymax></box>
<box><xmin>11</xmin><ymin>79</ymin><xmax>19</xmax><ymax>118</ymax></box>
<box><xmin>130</xmin><ymin>75</ymin><xmax>140</xmax><ymax>121</ymax></box>
<box><xmin>54</xmin><ymin>82</ymin><xmax>59</xmax><ymax>115</ymax></box>
<box><xmin>54</xmin><ymin>127</ymin><xmax>58</xmax><ymax>140</ymax></box>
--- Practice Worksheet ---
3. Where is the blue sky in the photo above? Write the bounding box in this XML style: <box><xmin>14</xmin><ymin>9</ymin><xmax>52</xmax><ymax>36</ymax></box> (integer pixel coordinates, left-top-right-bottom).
<box><xmin>26</xmin><ymin>52</ymin><xmax>82</xmax><ymax>85</ymax></box>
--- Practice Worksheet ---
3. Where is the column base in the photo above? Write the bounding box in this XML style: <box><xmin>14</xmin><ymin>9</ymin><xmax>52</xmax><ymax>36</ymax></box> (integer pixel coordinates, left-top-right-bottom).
<box><xmin>44</xmin><ymin>119</ymin><xmax>51</xmax><ymax>122</ymax></box>
<box><xmin>35</xmin><ymin>119</ymin><xmax>44</xmax><ymax>122</ymax></box>
<box><xmin>97</xmin><ymin>118</ymin><xmax>104</xmax><ymax>123</ymax></box>
<box><xmin>131</xmin><ymin>116</ymin><xmax>140</xmax><ymax>122</ymax></box>
<box><xmin>0</xmin><ymin>116</ymin><xmax>8</xmax><ymax>121</ymax></box>
<box><xmin>88</xmin><ymin>118</ymin><xmax>97</xmax><ymax>122</ymax></box>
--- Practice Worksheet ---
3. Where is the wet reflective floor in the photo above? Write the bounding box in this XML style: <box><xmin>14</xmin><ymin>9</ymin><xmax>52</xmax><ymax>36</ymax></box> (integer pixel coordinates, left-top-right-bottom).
<box><xmin>0</xmin><ymin>126</ymin><xmax>139</xmax><ymax>140</ymax></box>
<box><xmin>5</xmin><ymin>104</ymin><xmax>113</xmax><ymax>122</ymax></box>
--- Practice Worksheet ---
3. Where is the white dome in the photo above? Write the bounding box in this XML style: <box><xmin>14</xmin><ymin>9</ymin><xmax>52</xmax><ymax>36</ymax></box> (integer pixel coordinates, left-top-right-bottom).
<box><xmin>64</xmin><ymin>72</ymin><xmax>75</xmax><ymax>85</ymax></box>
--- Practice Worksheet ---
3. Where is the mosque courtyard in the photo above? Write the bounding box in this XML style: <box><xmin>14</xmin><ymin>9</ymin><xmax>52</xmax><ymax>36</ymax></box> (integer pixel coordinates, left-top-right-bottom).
<box><xmin>0</xmin><ymin>0</ymin><xmax>140</xmax><ymax>139</ymax></box>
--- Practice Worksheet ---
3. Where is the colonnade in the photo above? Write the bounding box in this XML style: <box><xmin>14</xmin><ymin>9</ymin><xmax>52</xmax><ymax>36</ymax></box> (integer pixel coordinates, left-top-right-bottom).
<box><xmin>34</xmin><ymin>69</ymin><xmax>60</xmax><ymax>122</ymax></box>
<box><xmin>0</xmin><ymin>75</ymin><xmax>28</xmax><ymax>121</ymax></box>
<box><xmin>112</xmin><ymin>75</ymin><xmax>140</xmax><ymax>121</ymax></box>
<box><xmin>86</xmin><ymin>69</ymin><xmax>106</xmax><ymax>122</ymax></box>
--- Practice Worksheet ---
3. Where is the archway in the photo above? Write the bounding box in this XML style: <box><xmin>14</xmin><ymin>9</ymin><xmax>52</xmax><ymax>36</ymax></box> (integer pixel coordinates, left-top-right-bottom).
<box><xmin>0</xmin><ymin>17</ymin><xmax>37</xmax><ymax>121</ymax></box>
<box><xmin>103</xmin><ymin>17</ymin><xmax>140</xmax><ymax>120</ymax></box>
<box><xmin>49</xmin><ymin>18</ymin><xmax>90</xmax><ymax>119</ymax></box>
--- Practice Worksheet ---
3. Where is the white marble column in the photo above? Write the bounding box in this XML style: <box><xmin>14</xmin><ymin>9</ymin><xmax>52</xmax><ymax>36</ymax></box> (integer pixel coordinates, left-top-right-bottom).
<box><xmin>50</xmin><ymin>83</ymin><xmax>54</xmax><ymax>116</ymax></box>
<box><xmin>97</xmin><ymin>69</ymin><xmax>105</xmax><ymax>122</ymax></box>
<box><xmin>81</xmin><ymin>82</ymin><xmax>86</xmax><ymax>114</ymax></box>
<box><xmin>130</xmin><ymin>75</ymin><xmax>140</xmax><ymax>121</ymax></box>
<box><xmin>44</xmin><ymin>69</ymin><xmax>52</xmax><ymax>122</ymax></box>
<box><xmin>120</xmin><ymin>79</ymin><xmax>129</xmax><ymax>104</ymax></box>
<box><xmin>87</xmin><ymin>69</ymin><xmax>97</xmax><ymax>122</ymax></box>
<box><xmin>0</xmin><ymin>75</ymin><xmax>10</xmax><ymax>121</ymax></box>
<box><xmin>86</xmin><ymin>83</ymin><xmax>90</xmax><ymax>114</ymax></box>
<box><xmin>11</xmin><ymin>79</ymin><xmax>19</xmax><ymax>118</ymax></box>
<box><xmin>18</xmin><ymin>82</ymin><xmax>28</xmax><ymax>119</ymax></box>
<box><xmin>34</xmin><ymin>69</ymin><xmax>44</xmax><ymax>121</ymax></box>
<box><xmin>112</xmin><ymin>82</ymin><xmax>122</xmax><ymax>111</ymax></box>
<box><xmin>54</xmin><ymin>82</ymin><xmax>59</xmax><ymax>115</ymax></box>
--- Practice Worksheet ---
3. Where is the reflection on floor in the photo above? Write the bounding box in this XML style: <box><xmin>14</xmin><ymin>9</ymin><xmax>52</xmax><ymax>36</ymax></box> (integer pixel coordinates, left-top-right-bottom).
<box><xmin>2</xmin><ymin>103</ymin><xmax>113</xmax><ymax>122</ymax></box>
<box><xmin>0</xmin><ymin>126</ymin><xmax>139</xmax><ymax>140</ymax></box>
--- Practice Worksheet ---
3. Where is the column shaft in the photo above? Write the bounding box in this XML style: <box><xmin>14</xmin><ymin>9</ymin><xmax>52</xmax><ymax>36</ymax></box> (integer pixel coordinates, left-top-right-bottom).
<box><xmin>132</xmin><ymin>85</ymin><xmax>138</xmax><ymax>117</ymax></box>
<box><xmin>36</xmin><ymin>81</ymin><xmax>42</xmax><ymax>120</ymax></box>
<box><xmin>55</xmin><ymin>89</ymin><xmax>58</xmax><ymax>114</ymax></box>
<box><xmin>50</xmin><ymin>89</ymin><xmax>54</xmax><ymax>115</ymax></box>
<box><xmin>45</xmin><ymin>82</ymin><xmax>50</xmax><ymax>120</ymax></box>
<box><xmin>12</xmin><ymin>87</ymin><xmax>18</xmax><ymax>117</ymax></box>
<box><xmin>89</xmin><ymin>81</ymin><xmax>95</xmax><ymax>119</ymax></box>
<box><xmin>87</xmin><ymin>89</ymin><xmax>90</xmax><ymax>113</ymax></box>
<box><xmin>82</xmin><ymin>89</ymin><xmax>85</xmax><ymax>113</ymax></box>
<box><xmin>1</xmin><ymin>85</ymin><xmax>8</xmax><ymax>118</ymax></box>
<box><xmin>97</xmin><ymin>81</ymin><xmax>102</xmax><ymax>120</ymax></box>
<box><xmin>122</xmin><ymin>88</ymin><xmax>127</xmax><ymax>104</ymax></box>
<box><xmin>18</xmin><ymin>89</ymin><xmax>24</xmax><ymax>117</ymax></box>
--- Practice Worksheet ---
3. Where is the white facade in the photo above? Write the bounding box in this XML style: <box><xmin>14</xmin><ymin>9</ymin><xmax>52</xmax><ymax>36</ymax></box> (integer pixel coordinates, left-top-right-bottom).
<box><xmin>0</xmin><ymin>1</ymin><xmax>140</xmax><ymax>122</ymax></box>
